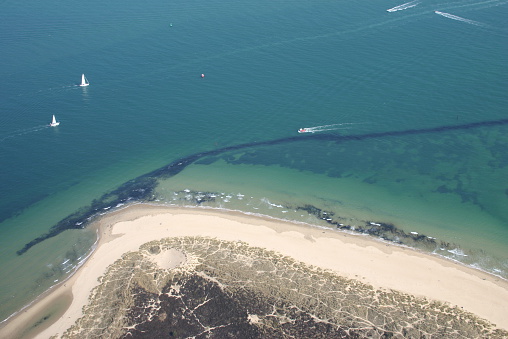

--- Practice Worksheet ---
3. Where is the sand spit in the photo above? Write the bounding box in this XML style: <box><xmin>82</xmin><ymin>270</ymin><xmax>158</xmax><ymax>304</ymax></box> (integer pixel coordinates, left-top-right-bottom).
<box><xmin>1</xmin><ymin>205</ymin><xmax>507</xmax><ymax>338</ymax></box>
<box><xmin>63</xmin><ymin>237</ymin><xmax>507</xmax><ymax>338</ymax></box>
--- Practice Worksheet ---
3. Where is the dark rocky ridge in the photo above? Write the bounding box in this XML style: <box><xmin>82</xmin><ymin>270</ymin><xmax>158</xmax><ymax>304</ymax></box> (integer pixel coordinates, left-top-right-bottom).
<box><xmin>17</xmin><ymin>118</ymin><xmax>508</xmax><ymax>255</ymax></box>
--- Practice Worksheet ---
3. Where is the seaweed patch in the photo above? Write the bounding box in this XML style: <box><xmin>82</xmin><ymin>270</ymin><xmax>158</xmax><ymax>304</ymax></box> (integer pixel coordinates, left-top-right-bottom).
<box><xmin>293</xmin><ymin>203</ymin><xmax>439</xmax><ymax>248</ymax></box>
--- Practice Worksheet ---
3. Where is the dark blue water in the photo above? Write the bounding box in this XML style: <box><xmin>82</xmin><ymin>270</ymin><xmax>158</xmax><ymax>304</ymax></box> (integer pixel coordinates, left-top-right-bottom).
<box><xmin>1</xmin><ymin>0</ymin><xmax>507</xmax><ymax>322</ymax></box>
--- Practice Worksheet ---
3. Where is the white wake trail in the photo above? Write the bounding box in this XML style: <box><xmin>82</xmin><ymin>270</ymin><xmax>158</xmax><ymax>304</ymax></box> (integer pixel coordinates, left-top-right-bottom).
<box><xmin>309</xmin><ymin>127</ymin><xmax>351</xmax><ymax>133</ymax></box>
<box><xmin>387</xmin><ymin>1</ymin><xmax>420</xmax><ymax>12</ymax></box>
<box><xmin>434</xmin><ymin>10</ymin><xmax>485</xmax><ymax>26</ymax></box>
<box><xmin>300</xmin><ymin>122</ymin><xmax>365</xmax><ymax>133</ymax></box>
<box><xmin>0</xmin><ymin>125</ymin><xmax>49</xmax><ymax>143</ymax></box>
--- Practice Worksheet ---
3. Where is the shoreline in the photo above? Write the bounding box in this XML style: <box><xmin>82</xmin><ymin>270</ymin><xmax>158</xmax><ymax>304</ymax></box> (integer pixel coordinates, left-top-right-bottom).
<box><xmin>1</xmin><ymin>204</ymin><xmax>508</xmax><ymax>338</ymax></box>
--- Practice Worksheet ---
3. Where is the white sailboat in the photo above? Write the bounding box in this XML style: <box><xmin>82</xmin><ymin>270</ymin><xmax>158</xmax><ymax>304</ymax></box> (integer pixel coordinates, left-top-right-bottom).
<box><xmin>79</xmin><ymin>74</ymin><xmax>89</xmax><ymax>87</ymax></box>
<box><xmin>49</xmin><ymin>115</ymin><xmax>60</xmax><ymax>127</ymax></box>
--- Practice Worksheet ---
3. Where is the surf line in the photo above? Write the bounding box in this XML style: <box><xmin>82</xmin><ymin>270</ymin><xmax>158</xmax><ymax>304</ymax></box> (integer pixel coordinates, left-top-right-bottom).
<box><xmin>387</xmin><ymin>1</ymin><xmax>420</xmax><ymax>12</ymax></box>
<box><xmin>434</xmin><ymin>10</ymin><xmax>484</xmax><ymax>26</ymax></box>
<box><xmin>16</xmin><ymin>117</ymin><xmax>508</xmax><ymax>255</ymax></box>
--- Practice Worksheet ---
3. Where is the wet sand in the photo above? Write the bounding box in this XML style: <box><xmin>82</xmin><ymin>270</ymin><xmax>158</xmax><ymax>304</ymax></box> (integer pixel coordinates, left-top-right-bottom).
<box><xmin>1</xmin><ymin>204</ymin><xmax>507</xmax><ymax>338</ymax></box>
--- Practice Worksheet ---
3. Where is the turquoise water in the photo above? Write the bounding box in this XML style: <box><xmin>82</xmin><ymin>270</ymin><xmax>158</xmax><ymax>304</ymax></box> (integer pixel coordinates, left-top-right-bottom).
<box><xmin>1</xmin><ymin>0</ymin><xmax>507</xmax><ymax>322</ymax></box>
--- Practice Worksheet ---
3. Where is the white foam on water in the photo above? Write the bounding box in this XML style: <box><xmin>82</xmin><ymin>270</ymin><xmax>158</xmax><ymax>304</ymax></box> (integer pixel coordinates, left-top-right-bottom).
<box><xmin>434</xmin><ymin>10</ymin><xmax>485</xmax><ymax>27</ymax></box>
<box><xmin>387</xmin><ymin>1</ymin><xmax>420</xmax><ymax>13</ymax></box>
<box><xmin>447</xmin><ymin>248</ymin><xmax>468</xmax><ymax>257</ymax></box>
<box><xmin>300</xmin><ymin>122</ymin><xmax>365</xmax><ymax>134</ymax></box>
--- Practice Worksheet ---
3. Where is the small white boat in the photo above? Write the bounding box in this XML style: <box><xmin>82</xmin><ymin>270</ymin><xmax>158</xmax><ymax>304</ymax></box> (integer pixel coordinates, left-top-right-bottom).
<box><xmin>79</xmin><ymin>74</ymin><xmax>89</xmax><ymax>87</ymax></box>
<box><xmin>49</xmin><ymin>115</ymin><xmax>60</xmax><ymax>127</ymax></box>
<box><xmin>298</xmin><ymin>128</ymin><xmax>313</xmax><ymax>133</ymax></box>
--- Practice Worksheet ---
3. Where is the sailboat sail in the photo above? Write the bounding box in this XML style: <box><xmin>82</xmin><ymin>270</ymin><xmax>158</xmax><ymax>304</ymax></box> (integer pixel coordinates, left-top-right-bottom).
<box><xmin>50</xmin><ymin>115</ymin><xmax>60</xmax><ymax>127</ymax></box>
<box><xmin>80</xmin><ymin>74</ymin><xmax>89</xmax><ymax>87</ymax></box>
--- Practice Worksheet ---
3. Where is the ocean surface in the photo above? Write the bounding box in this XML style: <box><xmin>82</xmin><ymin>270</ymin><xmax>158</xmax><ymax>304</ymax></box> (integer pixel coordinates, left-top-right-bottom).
<box><xmin>1</xmin><ymin>0</ymin><xmax>507</xmax><ymax>323</ymax></box>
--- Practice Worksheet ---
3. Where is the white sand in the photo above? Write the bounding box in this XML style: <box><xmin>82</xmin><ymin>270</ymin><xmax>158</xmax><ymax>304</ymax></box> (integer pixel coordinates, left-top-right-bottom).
<box><xmin>1</xmin><ymin>205</ymin><xmax>507</xmax><ymax>338</ymax></box>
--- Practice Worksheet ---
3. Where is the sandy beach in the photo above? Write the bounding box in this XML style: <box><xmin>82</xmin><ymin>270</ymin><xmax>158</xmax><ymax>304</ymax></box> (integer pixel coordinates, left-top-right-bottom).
<box><xmin>1</xmin><ymin>204</ymin><xmax>508</xmax><ymax>338</ymax></box>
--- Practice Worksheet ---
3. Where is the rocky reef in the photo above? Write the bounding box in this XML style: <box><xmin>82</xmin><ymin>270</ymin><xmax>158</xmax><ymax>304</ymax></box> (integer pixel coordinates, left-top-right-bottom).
<box><xmin>20</xmin><ymin>118</ymin><xmax>508</xmax><ymax>255</ymax></box>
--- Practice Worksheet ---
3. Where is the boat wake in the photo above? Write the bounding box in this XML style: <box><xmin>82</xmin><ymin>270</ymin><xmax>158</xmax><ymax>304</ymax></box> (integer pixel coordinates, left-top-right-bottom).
<box><xmin>434</xmin><ymin>10</ymin><xmax>485</xmax><ymax>26</ymax></box>
<box><xmin>298</xmin><ymin>123</ymin><xmax>362</xmax><ymax>134</ymax></box>
<box><xmin>0</xmin><ymin>125</ymin><xmax>49</xmax><ymax>143</ymax></box>
<box><xmin>387</xmin><ymin>1</ymin><xmax>420</xmax><ymax>13</ymax></box>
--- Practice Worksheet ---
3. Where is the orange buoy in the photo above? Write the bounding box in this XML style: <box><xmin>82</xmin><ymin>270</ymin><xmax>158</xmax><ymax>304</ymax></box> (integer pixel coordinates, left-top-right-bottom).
<box><xmin>201</xmin><ymin>74</ymin><xmax>205</xmax><ymax>78</ymax></box>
